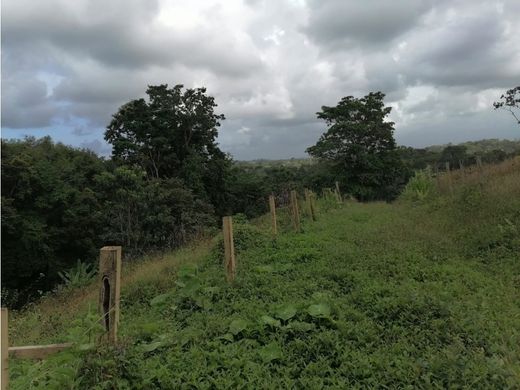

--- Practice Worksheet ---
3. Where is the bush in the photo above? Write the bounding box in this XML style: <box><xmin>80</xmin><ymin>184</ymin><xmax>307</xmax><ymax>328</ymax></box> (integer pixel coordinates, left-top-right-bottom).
<box><xmin>400</xmin><ymin>168</ymin><xmax>435</xmax><ymax>202</ymax></box>
<box><xmin>57</xmin><ymin>260</ymin><xmax>97</xmax><ymax>289</ymax></box>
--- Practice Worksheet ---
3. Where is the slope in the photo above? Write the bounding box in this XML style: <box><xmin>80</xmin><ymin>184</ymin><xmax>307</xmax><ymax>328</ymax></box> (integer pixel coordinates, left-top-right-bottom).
<box><xmin>7</xmin><ymin>158</ymin><xmax>520</xmax><ymax>388</ymax></box>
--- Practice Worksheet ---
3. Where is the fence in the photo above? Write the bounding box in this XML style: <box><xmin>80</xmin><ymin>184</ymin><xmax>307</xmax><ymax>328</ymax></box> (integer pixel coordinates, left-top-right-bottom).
<box><xmin>0</xmin><ymin>186</ymin><xmax>344</xmax><ymax>389</ymax></box>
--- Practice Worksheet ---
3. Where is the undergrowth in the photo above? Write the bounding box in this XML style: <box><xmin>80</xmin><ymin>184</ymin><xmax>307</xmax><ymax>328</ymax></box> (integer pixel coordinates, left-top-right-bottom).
<box><xmin>7</xmin><ymin>158</ymin><xmax>520</xmax><ymax>388</ymax></box>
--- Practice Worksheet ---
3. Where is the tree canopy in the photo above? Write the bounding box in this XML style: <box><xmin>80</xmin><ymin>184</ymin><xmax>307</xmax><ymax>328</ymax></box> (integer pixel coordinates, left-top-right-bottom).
<box><xmin>307</xmin><ymin>92</ymin><xmax>406</xmax><ymax>200</ymax></box>
<box><xmin>105</xmin><ymin>84</ymin><xmax>226</xmax><ymax>179</ymax></box>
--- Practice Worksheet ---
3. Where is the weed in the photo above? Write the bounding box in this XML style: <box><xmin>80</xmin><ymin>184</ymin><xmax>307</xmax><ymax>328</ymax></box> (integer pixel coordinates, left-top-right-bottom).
<box><xmin>58</xmin><ymin>260</ymin><xmax>96</xmax><ymax>289</ymax></box>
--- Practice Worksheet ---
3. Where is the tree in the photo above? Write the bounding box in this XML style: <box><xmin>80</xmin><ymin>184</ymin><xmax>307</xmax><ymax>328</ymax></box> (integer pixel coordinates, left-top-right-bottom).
<box><xmin>306</xmin><ymin>92</ymin><xmax>406</xmax><ymax>200</ymax></box>
<box><xmin>105</xmin><ymin>84</ymin><xmax>226</xmax><ymax>180</ymax></box>
<box><xmin>439</xmin><ymin>145</ymin><xmax>468</xmax><ymax>169</ymax></box>
<box><xmin>493</xmin><ymin>86</ymin><xmax>520</xmax><ymax>125</ymax></box>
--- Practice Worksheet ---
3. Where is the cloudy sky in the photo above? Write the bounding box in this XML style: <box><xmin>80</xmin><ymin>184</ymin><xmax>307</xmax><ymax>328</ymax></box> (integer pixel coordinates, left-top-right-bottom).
<box><xmin>2</xmin><ymin>0</ymin><xmax>519</xmax><ymax>160</ymax></box>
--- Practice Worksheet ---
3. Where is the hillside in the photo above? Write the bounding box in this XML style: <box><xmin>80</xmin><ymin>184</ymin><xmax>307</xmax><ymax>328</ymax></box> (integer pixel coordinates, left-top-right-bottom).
<box><xmin>7</xmin><ymin>158</ymin><xmax>520</xmax><ymax>388</ymax></box>
<box><xmin>425</xmin><ymin>138</ymin><xmax>520</xmax><ymax>155</ymax></box>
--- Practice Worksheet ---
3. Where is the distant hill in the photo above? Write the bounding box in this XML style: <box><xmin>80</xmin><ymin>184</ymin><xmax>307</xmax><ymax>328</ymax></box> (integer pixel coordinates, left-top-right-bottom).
<box><xmin>234</xmin><ymin>157</ymin><xmax>315</xmax><ymax>167</ymax></box>
<box><xmin>425</xmin><ymin>138</ymin><xmax>520</xmax><ymax>155</ymax></box>
<box><xmin>235</xmin><ymin>139</ymin><xmax>520</xmax><ymax>165</ymax></box>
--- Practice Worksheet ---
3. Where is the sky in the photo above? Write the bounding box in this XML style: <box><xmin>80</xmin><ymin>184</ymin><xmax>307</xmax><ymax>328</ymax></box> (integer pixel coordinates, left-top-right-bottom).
<box><xmin>2</xmin><ymin>0</ymin><xmax>519</xmax><ymax>160</ymax></box>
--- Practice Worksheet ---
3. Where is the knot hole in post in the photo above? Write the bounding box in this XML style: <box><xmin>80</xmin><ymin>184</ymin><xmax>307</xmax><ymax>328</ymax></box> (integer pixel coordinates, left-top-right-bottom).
<box><xmin>102</xmin><ymin>276</ymin><xmax>111</xmax><ymax>331</ymax></box>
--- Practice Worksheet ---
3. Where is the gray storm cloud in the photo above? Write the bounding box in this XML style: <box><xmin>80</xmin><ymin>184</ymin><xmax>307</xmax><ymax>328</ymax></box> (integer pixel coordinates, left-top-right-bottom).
<box><xmin>1</xmin><ymin>0</ymin><xmax>519</xmax><ymax>159</ymax></box>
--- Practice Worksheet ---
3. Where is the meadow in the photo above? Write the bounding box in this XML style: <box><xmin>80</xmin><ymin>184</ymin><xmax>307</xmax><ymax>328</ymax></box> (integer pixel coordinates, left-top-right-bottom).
<box><xmin>6</xmin><ymin>158</ymin><xmax>520</xmax><ymax>389</ymax></box>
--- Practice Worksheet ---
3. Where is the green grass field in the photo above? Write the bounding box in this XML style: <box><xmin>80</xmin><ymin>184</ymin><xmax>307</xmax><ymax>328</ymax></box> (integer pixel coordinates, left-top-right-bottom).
<box><xmin>7</xmin><ymin>159</ymin><xmax>520</xmax><ymax>389</ymax></box>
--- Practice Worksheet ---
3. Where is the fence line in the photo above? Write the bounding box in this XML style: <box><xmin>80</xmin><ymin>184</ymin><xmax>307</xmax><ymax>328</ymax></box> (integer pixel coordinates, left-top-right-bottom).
<box><xmin>2</xmin><ymin>187</ymin><xmax>345</xmax><ymax>389</ymax></box>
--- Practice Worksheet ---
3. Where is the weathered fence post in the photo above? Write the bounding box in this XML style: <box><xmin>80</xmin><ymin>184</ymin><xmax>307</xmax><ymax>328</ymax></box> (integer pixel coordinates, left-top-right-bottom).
<box><xmin>290</xmin><ymin>190</ymin><xmax>301</xmax><ymax>232</ymax></box>
<box><xmin>99</xmin><ymin>246</ymin><xmax>122</xmax><ymax>344</ymax></box>
<box><xmin>335</xmin><ymin>181</ymin><xmax>342</xmax><ymax>203</ymax></box>
<box><xmin>1</xmin><ymin>308</ymin><xmax>8</xmax><ymax>390</ymax></box>
<box><xmin>305</xmin><ymin>189</ymin><xmax>316</xmax><ymax>221</ymax></box>
<box><xmin>310</xmin><ymin>191</ymin><xmax>317</xmax><ymax>220</ymax></box>
<box><xmin>445</xmin><ymin>162</ymin><xmax>453</xmax><ymax>193</ymax></box>
<box><xmin>476</xmin><ymin>156</ymin><xmax>483</xmax><ymax>171</ymax></box>
<box><xmin>268</xmin><ymin>195</ymin><xmax>277</xmax><ymax>236</ymax></box>
<box><xmin>222</xmin><ymin>216</ymin><xmax>236</xmax><ymax>282</ymax></box>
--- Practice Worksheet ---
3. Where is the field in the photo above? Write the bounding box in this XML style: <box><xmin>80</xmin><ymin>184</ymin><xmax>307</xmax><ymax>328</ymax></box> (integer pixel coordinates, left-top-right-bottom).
<box><xmin>7</xmin><ymin>158</ymin><xmax>520</xmax><ymax>389</ymax></box>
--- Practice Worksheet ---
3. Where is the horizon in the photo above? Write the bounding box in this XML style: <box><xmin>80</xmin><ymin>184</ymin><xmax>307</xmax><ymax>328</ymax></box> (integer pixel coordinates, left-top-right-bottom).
<box><xmin>2</xmin><ymin>134</ymin><xmax>519</xmax><ymax>162</ymax></box>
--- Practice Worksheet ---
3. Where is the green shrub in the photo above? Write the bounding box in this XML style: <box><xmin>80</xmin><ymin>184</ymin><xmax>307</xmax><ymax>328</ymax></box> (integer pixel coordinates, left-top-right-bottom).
<box><xmin>401</xmin><ymin>168</ymin><xmax>435</xmax><ymax>201</ymax></box>
<box><xmin>57</xmin><ymin>260</ymin><xmax>97</xmax><ymax>289</ymax></box>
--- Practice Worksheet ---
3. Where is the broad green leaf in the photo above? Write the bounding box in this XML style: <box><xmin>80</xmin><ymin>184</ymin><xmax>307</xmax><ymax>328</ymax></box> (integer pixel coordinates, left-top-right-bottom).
<box><xmin>77</xmin><ymin>343</ymin><xmax>95</xmax><ymax>351</ymax></box>
<box><xmin>311</xmin><ymin>292</ymin><xmax>329</xmax><ymax>301</ymax></box>
<box><xmin>141</xmin><ymin>341</ymin><xmax>164</xmax><ymax>353</ymax></box>
<box><xmin>259</xmin><ymin>315</ymin><xmax>281</xmax><ymax>328</ymax></box>
<box><xmin>179</xmin><ymin>279</ymin><xmax>201</xmax><ymax>296</ymax></box>
<box><xmin>218</xmin><ymin>333</ymin><xmax>235</xmax><ymax>342</ymax></box>
<box><xmin>150</xmin><ymin>292</ymin><xmax>173</xmax><ymax>306</ymax></box>
<box><xmin>195</xmin><ymin>297</ymin><xmax>213</xmax><ymax>310</ymax></box>
<box><xmin>307</xmin><ymin>303</ymin><xmax>331</xmax><ymax>318</ymax></box>
<box><xmin>255</xmin><ymin>265</ymin><xmax>274</xmax><ymax>273</ymax></box>
<box><xmin>275</xmin><ymin>305</ymin><xmax>297</xmax><ymax>321</ymax></box>
<box><xmin>286</xmin><ymin>321</ymin><xmax>315</xmax><ymax>332</ymax></box>
<box><xmin>259</xmin><ymin>342</ymin><xmax>283</xmax><ymax>363</ymax></box>
<box><xmin>229</xmin><ymin>319</ymin><xmax>248</xmax><ymax>335</ymax></box>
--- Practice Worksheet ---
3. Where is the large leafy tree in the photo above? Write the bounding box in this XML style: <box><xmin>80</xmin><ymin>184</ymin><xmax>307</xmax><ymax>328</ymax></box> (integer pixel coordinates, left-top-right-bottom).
<box><xmin>307</xmin><ymin>92</ymin><xmax>406</xmax><ymax>200</ymax></box>
<box><xmin>105</xmin><ymin>84</ymin><xmax>226</xmax><ymax>180</ymax></box>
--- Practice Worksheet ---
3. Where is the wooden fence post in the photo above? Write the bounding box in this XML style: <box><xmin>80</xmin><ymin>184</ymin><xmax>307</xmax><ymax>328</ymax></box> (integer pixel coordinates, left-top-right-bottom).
<box><xmin>445</xmin><ymin>162</ymin><xmax>453</xmax><ymax>193</ymax></box>
<box><xmin>335</xmin><ymin>181</ymin><xmax>342</xmax><ymax>203</ymax></box>
<box><xmin>310</xmin><ymin>191</ymin><xmax>317</xmax><ymax>220</ymax></box>
<box><xmin>305</xmin><ymin>189</ymin><xmax>316</xmax><ymax>221</ymax></box>
<box><xmin>290</xmin><ymin>190</ymin><xmax>301</xmax><ymax>232</ymax></box>
<box><xmin>99</xmin><ymin>246</ymin><xmax>122</xmax><ymax>344</ymax></box>
<box><xmin>222</xmin><ymin>216</ymin><xmax>236</xmax><ymax>282</ymax></box>
<box><xmin>1</xmin><ymin>308</ymin><xmax>8</xmax><ymax>390</ymax></box>
<box><xmin>268</xmin><ymin>195</ymin><xmax>277</xmax><ymax>236</ymax></box>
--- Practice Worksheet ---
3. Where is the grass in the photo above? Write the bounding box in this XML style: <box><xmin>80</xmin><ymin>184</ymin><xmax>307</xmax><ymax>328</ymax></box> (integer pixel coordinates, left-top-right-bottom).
<box><xmin>7</xmin><ymin>158</ymin><xmax>520</xmax><ymax>389</ymax></box>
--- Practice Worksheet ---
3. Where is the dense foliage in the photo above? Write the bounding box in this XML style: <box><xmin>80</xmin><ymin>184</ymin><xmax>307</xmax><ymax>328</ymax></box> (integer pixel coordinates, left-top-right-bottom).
<box><xmin>1</xmin><ymin>138</ymin><xmax>215</xmax><ymax>308</ymax></box>
<box><xmin>1</xmin><ymin>137</ymin><xmax>105</xmax><ymax>306</ymax></box>
<box><xmin>307</xmin><ymin>92</ymin><xmax>407</xmax><ymax>201</ymax></box>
